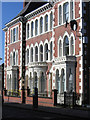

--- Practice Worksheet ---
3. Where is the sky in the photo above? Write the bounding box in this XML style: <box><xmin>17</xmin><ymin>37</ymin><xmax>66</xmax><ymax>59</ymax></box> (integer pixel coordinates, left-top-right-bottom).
<box><xmin>0</xmin><ymin>1</ymin><xmax>23</xmax><ymax>65</ymax></box>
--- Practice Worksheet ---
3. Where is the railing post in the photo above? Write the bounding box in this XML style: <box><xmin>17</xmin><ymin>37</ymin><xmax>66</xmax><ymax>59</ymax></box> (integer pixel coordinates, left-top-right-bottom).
<box><xmin>21</xmin><ymin>86</ymin><xmax>25</xmax><ymax>104</ymax></box>
<box><xmin>64</xmin><ymin>92</ymin><xmax>66</xmax><ymax>107</ymax></box>
<box><xmin>72</xmin><ymin>92</ymin><xmax>75</xmax><ymax>108</ymax></box>
<box><xmin>27</xmin><ymin>87</ymin><xmax>30</xmax><ymax>96</ymax></box>
<box><xmin>5</xmin><ymin>89</ymin><xmax>7</xmax><ymax>96</ymax></box>
<box><xmin>33</xmin><ymin>87</ymin><xmax>38</xmax><ymax>110</ymax></box>
<box><xmin>53</xmin><ymin>89</ymin><xmax>57</xmax><ymax>106</ymax></box>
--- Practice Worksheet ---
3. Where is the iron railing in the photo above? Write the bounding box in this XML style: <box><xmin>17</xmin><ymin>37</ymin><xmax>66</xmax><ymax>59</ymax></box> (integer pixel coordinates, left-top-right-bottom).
<box><xmin>4</xmin><ymin>89</ymin><xmax>21</xmax><ymax>97</ymax></box>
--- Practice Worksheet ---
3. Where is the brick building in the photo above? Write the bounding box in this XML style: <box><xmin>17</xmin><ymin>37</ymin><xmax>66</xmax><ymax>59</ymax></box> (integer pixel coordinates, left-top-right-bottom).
<box><xmin>3</xmin><ymin>0</ymin><xmax>90</xmax><ymax>106</ymax></box>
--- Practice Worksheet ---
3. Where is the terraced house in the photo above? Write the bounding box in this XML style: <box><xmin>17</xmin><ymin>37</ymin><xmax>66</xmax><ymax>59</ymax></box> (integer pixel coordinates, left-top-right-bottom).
<box><xmin>3</xmin><ymin>0</ymin><xmax>90</xmax><ymax>106</ymax></box>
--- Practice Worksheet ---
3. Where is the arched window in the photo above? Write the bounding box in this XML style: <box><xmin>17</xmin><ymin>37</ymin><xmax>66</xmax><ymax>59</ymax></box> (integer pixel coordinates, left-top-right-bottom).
<box><xmin>27</xmin><ymin>49</ymin><xmax>29</xmax><ymax>64</ymax></box>
<box><xmin>56</xmin><ymin>69</ymin><xmax>60</xmax><ymax>93</ymax></box>
<box><xmin>61</xmin><ymin>69</ymin><xmax>65</xmax><ymax>93</ymax></box>
<box><xmin>7</xmin><ymin>74</ymin><xmax>9</xmax><ymax>90</ymax></box>
<box><xmin>45</xmin><ymin>43</ymin><xmax>48</xmax><ymax>60</ymax></box>
<box><xmin>63</xmin><ymin>2</ymin><xmax>69</xmax><ymax>23</ymax></box>
<box><xmin>41</xmin><ymin>72</ymin><xmax>45</xmax><ymax>93</ymax></box>
<box><xmin>35</xmin><ymin>46</ymin><xmax>38</xmax><ymax>62</ymax></box>
<box><xmin>11</xmin><ymin>30</ymin><xmax>12</xmax><ymax>43</ymax></box>
<box><xmin>29</xmin><ymin>72</ymin><xmax>33</xmax><ymax>92</ymax></box>
<box><xmin>59</xmin><ymin>40</ymin><xmax>62</xmax><ymax>57</ymax></box>
<box><xmin>27</xmin><ymin>23</ymin><xmax>29</xmax><ymax>39</ymax></box>
<box><xmin>13</xmin><ymin>28</ymin><xmax>16</xmax><ymax>42</ymax></box>
<box><xmin>13</xmin><ymin>52</ymin><xmax>15</xmax><ymax>65</ymax></box>
<box><xmin>14</xmin><ymin>74</ymin><xmax>17</xmax><ymax>90</ymax></box>
<box><xmin>16</xmin><ymin>27</ymin><xmax>18</xmax><ymax>41</ymax></box>
<box><xmin>71</xmin><ymin>37</ymin><xmax>74</xmax><ymax>55</ymax></box>
<box><xmin>16</xmin><ymin>52</ymin><xmax>18</xmax><ymax>65</ymax></box>
<box><xmin>34</xmin><ymin>72</ymin><xmax>38</xmax><ymax>88</ymax></box>
<box><xmin>35</xmin><ymin>19</ymin><xmax>38</xmax><ymax>35</ymax></box>
<box><xmin>40</xmin><ymin>45</ymin><xmax>43</xmax><ymax>61</ymax></box>
<box><xmin>31</xmin><ymin>47</ymin><xmax>33</xmax><ymax>62</ymax></box>
<box><xmin>59</xmin><ymin>5</ymin><xmax>62</xmax><ymax>25</ymax></box>
<box><xmin>10</xmin><ymin>54</ymin><xmax>12</xmax><ymax>66</ymax></box>
<box><xmin>45</xmin><ymin>15</ymin><xmax>48</xmax><ymax>32</ymax></box>
<box><xmin>50</xmin><ymin>41</ymin><xmax>53</xmax><ymax>60</ymax></box>
<box><xmin>10</xmin><ymin>74</ymin><xmax>11</xmax><ymax>90</ymax></box>
<box><xmin>50</xmin><ymin>12</ymin><xmax>53</xmax><ymax>30</ymax></box>
<box><xmin>69</xmin><ymin>68</ymin><xmax>73</xmax><ymax>92</ymax></box>
<box><xmin>40</xmin><ymin>17</ymin><xmax>43</xmax><ymax>33</ymax></box>
<box><xmin>64</xmin><ymin>36</ymin><xmax>69</xmax><ymax>56</ymax></box>
<box><xmin>31</xmin><ymin>21</ymin><xmax>34</xmax><ymax>37</ymax></box>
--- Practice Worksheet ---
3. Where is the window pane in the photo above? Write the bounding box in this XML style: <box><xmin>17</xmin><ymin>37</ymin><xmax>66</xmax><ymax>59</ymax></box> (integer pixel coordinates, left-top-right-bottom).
<box><xmin>64</xmin><ymin>36</ymin><xmax>69</xmax><ymax>56</ymax></box>
<box><xmin>50</xmin><ymin>42</ymin><xmax>53</xmax><ymax>60</ymax></box>
<box><xmin>71</xmin><ymin>37</ymin><xmax>74</xmax><ymax>55</ymax></box>
<box><xmin>10</xmin><ymin>54</ymin><xmax>12</xmax><ymax>66</ymax></box>
<box><xmin>40</xmin><ymin>17</ymin><xmax>43</xmax><ymax>33</ymax></box>
<box><xmin>41</xmin><ymin>72</ymin><xmax>45</xmax><ymax>93</ymax></box>
<box><xmin>27</xmin><ymin>24</ymin><xmax>29</xmax><ymax>38</ymax></box>
<box><xmin>31</xmin><ymin>22</ymin><xmax>34</xmax><ymax>37</ymax></box>
<box><xmin>16</xmin><ymin>53</ymin><xmax>18</xmax><ymax>65</ymax></box>
<box><xmin>63</xmin><ymin>2</ymin><xmax>69</xmax><ymax>23</ymax></box>
<box><xmin>59</xmin><ymin>6</ymin><xmax>62</xmax><ymax>25</ymax></box>
<box><xmin>16</xmin><ymin>27</ymin><xmax>18</xmax><ymax>41</ymax></box>
<box><xmin>56</xmin><ymin>69</ymin><xmax>60</xmax><ymax>93</ymax></box>
<box><xmin>45</xmin><ymin>15</ymin><xmax>48</xmax><ymax>32</ymax></box>
<box><xmin>35</xmin><ymin>20</ymin><xmax>38</xmax><ymax>35</ymax></box>
<box><xmin>59</xmin><ymin>41</ymin><xmax>62</xmax><ymax>56</ymax></box>
<box><xmin>31</xmin><ymin>48</ymin><xmax>33</xmax><ymax>62</ymax></box>
<box><xmin>45</xmin><ymin>44</ymin><xmax>48</xmax><ymax>60</ymax></box>
<box><xmin>13</xmin><ymin>28</ymin><xmax>16</xmax><ymax>42</ymax></box>
<box><xmin>13</xmin><ymin>52</ymin><xmax>15</xmax><ymax>65</ymax></box>
<box><xmin>50</xmin><ymin>12</ymin><xmax>53</xmax><ymax>30</ymax></box>
<box><xmin>70</xmin><ymin>1</ymin><xmax>74</xmax><ymax>20</ymax></box>
<box><xmin>11</xmin><ymin>30</ymin><xmax>12</xmax><ymax>43</ymax></box>
<box><xmin>27</xmin><ymin>49</ymin><xmax>29</xmax><ymax>64</ymax></box>
<box><xmin>35</xmin><ymin>46</ymin><xmax>38</xmax><ymax>61</ymax></box>
<box><xmin>40</xmin><ymin>45</ymin><xmax>43</xmax><ymax>61</ymax></box>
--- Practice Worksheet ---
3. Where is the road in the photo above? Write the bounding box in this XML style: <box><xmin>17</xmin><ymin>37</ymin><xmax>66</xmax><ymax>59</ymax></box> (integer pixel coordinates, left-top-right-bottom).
<box><xmin>2</xmin><ymin>104</ymin><xmax>87</xmax><ymax>120</ymax></box>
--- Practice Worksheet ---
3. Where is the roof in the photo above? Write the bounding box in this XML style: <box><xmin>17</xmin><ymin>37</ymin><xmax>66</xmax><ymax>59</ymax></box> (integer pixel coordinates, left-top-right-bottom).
<box><xmin>6</xmin><ymin>0</ymin><xmax>48</xmax><ymax>25</ymax></box>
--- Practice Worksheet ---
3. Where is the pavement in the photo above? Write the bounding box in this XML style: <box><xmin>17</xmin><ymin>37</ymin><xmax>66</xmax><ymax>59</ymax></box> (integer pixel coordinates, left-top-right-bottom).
<box><xmin>3</xmin><ymin>102</ymin><xmax>90</xmax><ymax>119</ymax></box>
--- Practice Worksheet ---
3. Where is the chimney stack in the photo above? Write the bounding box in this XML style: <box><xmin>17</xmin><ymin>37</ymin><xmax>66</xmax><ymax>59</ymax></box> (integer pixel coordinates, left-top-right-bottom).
<box><xmin>23</xmin><ymin>0</ymin><xmax>28</xmax><ymax>8</ymax></box>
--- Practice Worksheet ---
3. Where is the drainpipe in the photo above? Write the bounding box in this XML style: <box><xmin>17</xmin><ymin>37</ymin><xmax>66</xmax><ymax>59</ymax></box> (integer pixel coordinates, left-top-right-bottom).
<box><xmin>19</xmin><ymin>16</ymin><xmax>27</xmax><ymax>103</ymax></box>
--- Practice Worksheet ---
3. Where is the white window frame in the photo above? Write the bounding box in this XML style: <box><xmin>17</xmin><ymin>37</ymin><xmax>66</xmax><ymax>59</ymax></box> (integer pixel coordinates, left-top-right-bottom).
<box><xmin>63</xmin><ymin>36</ymin><xmax>69</xmax><ymax>56</ymax></box>
<box><xmin>35</xmin><ymin>19</ymin><xmax>38</xmax><ymax>36</ymax></box>
<box><xmin>45</xmin><ymin>14</ymin><xmax>48</xmax><ymax>32</ymax></box>
<box><xmin>58</xmin><ymin>5</ymin><xmax>62</xmax><ymax>25</ymax></box>
<box><xmin>63</xmin><ymin>2</ymin><xmax>69</xmax><ymax>23</ymax></box>
<box><xmin>31</xmin><ymin>21</ymin><xmax>34</xmax><ymax>37</ymax></box>
<box><xmin>50</xmin><ymin>12</ymin><xmax>53</xmax><ymax>30</ymax></box>
<box><xmin>70</xmin><ymin>0</ymin><xmax>74</xmax><ymax>20</ymax></box>
<box><xmin>27</xmin><ymin>23</ymin><xmax>30</xmax><ymax>39</ymax></box>
<box><xmin>35</xmin><ymin>46</ymin><xmax>38</xmax><ymax>62</ymax></box>
<box><xmin>16</xmin><ymin>51</ymin><xmax>18</xmax><ymax>66</ymax></box>
<box><xmin>40</xmin><ymin>17</ymin><xmax>43</xmax><ymax>34</ymax></box>
<box><xmin>40</xmin><ymin>44</ymin><xmax>43</xmax><ymax>62</ymax></box>
<box><xmin>13</xmin><ymin>51</ymin><xmax>15</xmax><ymax>66</ymax></box>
